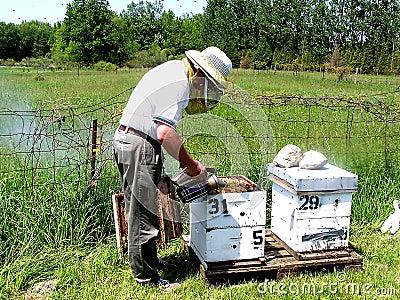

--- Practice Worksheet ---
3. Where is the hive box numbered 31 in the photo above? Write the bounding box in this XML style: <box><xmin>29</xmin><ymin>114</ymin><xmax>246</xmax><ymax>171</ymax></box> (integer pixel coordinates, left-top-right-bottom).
<box><xmin>189</xmin><ymin>176</ymin><xmax>266</xmax><ymax>263</ymax></box>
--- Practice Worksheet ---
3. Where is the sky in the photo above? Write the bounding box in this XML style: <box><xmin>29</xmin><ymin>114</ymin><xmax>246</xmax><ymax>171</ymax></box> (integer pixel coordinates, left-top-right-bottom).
<box><xmin>0</xmin><ymin>0</ymin><xmax>207</xmax><ymax>25</ymax></box>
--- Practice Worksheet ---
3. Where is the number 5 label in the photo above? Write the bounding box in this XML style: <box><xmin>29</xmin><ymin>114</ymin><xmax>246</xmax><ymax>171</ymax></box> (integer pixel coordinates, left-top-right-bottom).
<box><xmin>253</xmin><ymin>229</ymin><xmax>264</xmax><ymax>246</ymax></box>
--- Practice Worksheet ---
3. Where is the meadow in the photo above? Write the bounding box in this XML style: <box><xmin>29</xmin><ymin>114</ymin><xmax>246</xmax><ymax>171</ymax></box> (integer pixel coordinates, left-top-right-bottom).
<box><xmin>1</xmin><ymin>66</ymin><xmax>400</xmax><ymax>299</ymax></box>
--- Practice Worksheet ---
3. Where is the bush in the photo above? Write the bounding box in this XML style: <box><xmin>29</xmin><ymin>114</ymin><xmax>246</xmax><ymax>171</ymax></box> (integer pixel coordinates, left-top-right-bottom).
<box><xmin>33</xmin><ymin>73</ymin><xmax>45</xmax><ymax>81</ymax></box>
<box><xmin>93</xmin><ymin>61</ymin><xmax>118</xmax><ymax>72</ymax></box>
<box><xmin>240</xmin><ymin>53</ymin><xmax>252</xmax><ymax>69</ymax></box>
<box><xmin>103</xmin><ymin>62</ymin><xmax>118</xmax><ymax>72</ymax></box>
<box><xmin>253</xmin><ymin>61</ymin><xmax>267</xmax><ymax>70</ymax></box>
<box><xmin>94</xmin><ymin>61</ymin><xmax>107</xmax><ymax>71</ymax></box>
<box><xmin>0</xmin><ymin>59</ymin><xmax>16</xmax><ymax>66</ymax></box>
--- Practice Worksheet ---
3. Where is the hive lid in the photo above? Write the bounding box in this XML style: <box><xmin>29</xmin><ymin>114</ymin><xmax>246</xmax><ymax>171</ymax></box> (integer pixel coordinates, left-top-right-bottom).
<box><xmin>267</xmin><ymin>163</ymin><xmax>358</xmax><ymax>192</ymax></box>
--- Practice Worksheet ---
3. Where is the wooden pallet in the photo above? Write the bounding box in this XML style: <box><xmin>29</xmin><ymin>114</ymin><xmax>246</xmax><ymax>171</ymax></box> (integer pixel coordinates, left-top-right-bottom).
<box><xmin>182</xmin><ymin>230</ymin><xmax>363</xmax><ymax>284</ymax></box>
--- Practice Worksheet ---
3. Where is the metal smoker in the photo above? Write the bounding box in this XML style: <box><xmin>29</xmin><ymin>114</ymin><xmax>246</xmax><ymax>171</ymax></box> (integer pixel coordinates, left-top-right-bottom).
<box><xmin>171</xmin><ymin>168</ymin><xmax>226</xmax><ymax>203</ymax></box>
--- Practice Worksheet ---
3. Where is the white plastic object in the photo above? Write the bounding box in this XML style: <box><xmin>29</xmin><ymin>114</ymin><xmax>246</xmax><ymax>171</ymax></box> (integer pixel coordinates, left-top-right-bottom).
<box><xmin>381</xmin><ymin>200</ymin><xmax>400</xmax><ymax>234</ymax></box>
<box><xmin>273</xmin><ymin>144</ymin><xmax>302</xmax><ymax>168</ymax></box>
<box><xmin>299</xmin><ymin>150</ymin><xmax>328</xmax><ymax>170</ymax></box>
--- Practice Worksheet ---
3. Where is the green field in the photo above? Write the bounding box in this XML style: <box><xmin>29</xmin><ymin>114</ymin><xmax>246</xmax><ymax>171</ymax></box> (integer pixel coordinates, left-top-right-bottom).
<box><xmin>1</xmin><ymin>67</ymin><xmax>400</xmax><ymax>299</ymax></box>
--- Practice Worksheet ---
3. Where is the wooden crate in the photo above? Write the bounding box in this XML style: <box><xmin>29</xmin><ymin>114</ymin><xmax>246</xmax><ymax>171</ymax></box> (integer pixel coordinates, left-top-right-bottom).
<box><xmin>182</xmin><ymin>230</ymin><xmax>363</xmax><ymax>284</ymax></box>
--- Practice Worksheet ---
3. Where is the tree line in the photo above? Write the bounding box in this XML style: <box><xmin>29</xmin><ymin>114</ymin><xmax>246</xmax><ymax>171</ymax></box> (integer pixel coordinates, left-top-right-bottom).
<box><xmin>1</xmin><ymin>0</ymin><xmax>400</xmax><ymax>74</ymax></box>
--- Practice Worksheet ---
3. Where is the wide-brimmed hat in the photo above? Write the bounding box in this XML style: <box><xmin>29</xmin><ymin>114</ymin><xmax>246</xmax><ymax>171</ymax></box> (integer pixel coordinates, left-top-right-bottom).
<box><xmin>185</xmin><ymin>46</ymin><xmax>232</xmax><ymax>89</ymax></box>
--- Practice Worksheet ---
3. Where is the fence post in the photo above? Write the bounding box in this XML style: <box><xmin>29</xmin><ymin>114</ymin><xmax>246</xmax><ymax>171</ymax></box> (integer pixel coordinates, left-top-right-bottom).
<box><xmin>354</xmin><ymin>68</ymin><xmax>359</xmax><ymax>84</ymax></box>
<box><xmin>91</xmin><ymin>119</ymin><xmax>98</xmax><ymax>181</ymax></box>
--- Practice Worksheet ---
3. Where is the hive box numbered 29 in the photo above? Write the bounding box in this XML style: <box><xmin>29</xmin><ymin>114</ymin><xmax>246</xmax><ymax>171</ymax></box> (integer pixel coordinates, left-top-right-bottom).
<box><xmin>268</xmin><ymin>163</ymin><xmax>358</xmax><ymax>253</ymax></box>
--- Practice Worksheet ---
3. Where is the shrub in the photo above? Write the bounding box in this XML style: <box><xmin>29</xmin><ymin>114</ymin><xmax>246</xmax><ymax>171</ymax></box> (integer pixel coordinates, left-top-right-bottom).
<box><xmin>93</xmin><ymin>61</ymin><xmax>118</xmax><ymax>72</ymax></box>
<box><xmin>103</xmin><ymin>62</ymin><xmax>118</xmax><ymax>72</ymax></box>
<box><xmin>33</xmin><ymin>73</ymin><xmax>45</xmax><ymax>81</ymax></box>
<box><xmin>240</xmin><ymin>53</ymin><xmax>252</xmax><ymax>69</ymax></box>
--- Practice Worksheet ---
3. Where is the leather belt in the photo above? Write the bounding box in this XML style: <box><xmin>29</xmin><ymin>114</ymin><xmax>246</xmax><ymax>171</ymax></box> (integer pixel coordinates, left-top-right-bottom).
<box><xmin>118</xmin><ymin>125</ymin><xmax>160</xmax><ymax>146</ymax></box>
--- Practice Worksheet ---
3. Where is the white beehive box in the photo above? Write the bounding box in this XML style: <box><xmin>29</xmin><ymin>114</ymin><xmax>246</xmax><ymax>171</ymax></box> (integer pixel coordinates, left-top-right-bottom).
<box><xmin>189</xmin><ymin>176</ymin><xmax>266</xmax><ymax>263</ymax></box>
<box><xmin>268</xmin><ymin>163</ymin><xmax>357</xmax><ymax>253</ymax></box>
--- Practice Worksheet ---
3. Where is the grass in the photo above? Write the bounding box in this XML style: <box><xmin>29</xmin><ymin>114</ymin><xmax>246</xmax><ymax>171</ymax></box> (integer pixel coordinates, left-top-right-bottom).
<box><xmin>2</xmin><ymin>232</ymin><xmax>399</xmax><ymax>299</ymax></box>
<box><xmin>1</xmin><ymin>67</ymin><xmax>400</xmax><ymax>299</ymax></box>
<box><xmin>230</xmin><ymin>68</ymin><xmax>400</xmax><ymax>97</ymax></box>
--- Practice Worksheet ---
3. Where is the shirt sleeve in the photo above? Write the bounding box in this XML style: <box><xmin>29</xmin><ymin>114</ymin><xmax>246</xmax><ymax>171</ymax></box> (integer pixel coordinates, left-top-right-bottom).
<box><xmin>152</xmin><ymin>80</ymin><xmax>189</xmax><ymax>129</ymax></box>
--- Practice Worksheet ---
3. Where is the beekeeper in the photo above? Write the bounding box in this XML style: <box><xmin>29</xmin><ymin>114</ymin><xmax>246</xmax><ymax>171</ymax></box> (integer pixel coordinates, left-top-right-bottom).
<box><xmin>113</xmin><ymin>47</ymin><xmax>232</xmax><ymax>290</ymax></box>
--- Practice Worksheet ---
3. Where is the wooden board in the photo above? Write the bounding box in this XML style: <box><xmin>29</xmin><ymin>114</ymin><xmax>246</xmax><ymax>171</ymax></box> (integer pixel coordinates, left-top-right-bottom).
<box><xmin>268</xmin><ymin>174</ymin><xmax>357</xmax><ymax>196</ymax></box>
<box><xmin>112</xmin><ymin>176</ymin><xmax>182</xmax><ymax>256</ymax></box>
<box><xmin>156</xmin><ymin>176</ymin><xmax>182</xmax><ymax>247</ymax></box>
<box><xmin>182</xmin><ymin>230</ymin><xmax>363</xmax><ymax>284</ymax></box>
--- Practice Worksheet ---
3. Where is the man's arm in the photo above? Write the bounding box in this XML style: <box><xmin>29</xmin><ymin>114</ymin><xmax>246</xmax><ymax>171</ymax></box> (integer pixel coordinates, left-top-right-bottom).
<box><xmin>156</xmin><ymin>122</ymin><xmax>206</xmax><ymax>179</ymax></box>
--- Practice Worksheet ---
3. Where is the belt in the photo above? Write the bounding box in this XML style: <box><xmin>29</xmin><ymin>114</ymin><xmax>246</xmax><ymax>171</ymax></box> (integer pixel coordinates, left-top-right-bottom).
<box><xmin>118</xmin><ymin>125</ymin><xmax>160</xmax><ymax>146</ymax></box>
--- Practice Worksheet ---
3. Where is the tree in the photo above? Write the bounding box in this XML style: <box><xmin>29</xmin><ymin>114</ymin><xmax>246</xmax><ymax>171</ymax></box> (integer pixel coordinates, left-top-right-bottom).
<box><xmin>19</xmin><ymin>21</ymin><xmax>52</xmax><ymax>59</ymax></box>
<box><xmin>120</xmin><ymin>0</ymin><xmax>164</xmax><ymax>50</ymax></box>
<box><xmin>62</xmin><ymin>0</ymin><xmax>118</xmax><ymax>65</ymax></box>
<box><xmin>163</xmin><ymin>13</ymin><xmax>207</xmax><ymax>55</ymax></box>
<box><xmin>49</xmin><ymin>23</ymin><xmax>72</xmax><ymax>66</ymax></box>
<box><xmin>0</xmin><ymin>22</ymin><xmax>21</xmax><ymax>60</ymax></box>
<box><xmin>108</xmin><ymin>15</ymin><xmax>136</xmax><ymax>65</ymax></box>
<box><xmin>306</xmin><ymin>0</ymin><xmax>333</xmax><ymax>64</ymax></box>
<box><xmin>203</xmin><ymin>0</ymin><xmax>261</xmax><ymax>66</ymax></box>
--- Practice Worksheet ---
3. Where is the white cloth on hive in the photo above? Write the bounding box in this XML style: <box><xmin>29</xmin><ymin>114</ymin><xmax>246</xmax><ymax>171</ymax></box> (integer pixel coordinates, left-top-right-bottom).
<box><xmin>299</xmin><ymin>150</ymin><xmax>328</xmax><ymax>170</ymax></box>
<box><xmin>273</xmin><ymin>144</ymin><xmax>302</xmax><ymax>168</ymax></box>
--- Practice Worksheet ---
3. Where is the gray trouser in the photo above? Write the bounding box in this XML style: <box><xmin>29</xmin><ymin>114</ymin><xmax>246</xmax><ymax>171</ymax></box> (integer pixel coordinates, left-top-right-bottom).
<box><xmin>113</xmin><ymin>129</ymin><xmax>162</xmax><ymax>281</ymax></box>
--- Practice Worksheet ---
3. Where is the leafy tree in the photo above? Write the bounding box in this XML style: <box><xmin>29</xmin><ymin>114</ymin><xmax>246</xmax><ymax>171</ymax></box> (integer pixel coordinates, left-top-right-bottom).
<box><xmin>158</xmin><ymin>10</ymin><xmax>179</xmax><ymax>54</ymax></box>
<box><xmin>203</xmin><ymin>0</ymin><xmax>262</xmax><ymax>66</ymax></box>
<box><xmin>305</xmin><ymin>0</ymin><xmax>333</xmax><ymax>64</ymax></box>
<box><xmin>3</xmin><ymin>0</ymin><xmax>400</xmax><ymax>74</ymax></box>
<box><xmin>62</xmin><ymin>0</ymin><xmax>119</xmax><ymax>65</ymax></box>
<box><xmin>0</xmin><ymin>22</ymin><xmax>21</xmax><ymax>60</ymax></box>
<box><xmin>108</xmin><ymin>15</ymin><xmax>135</xmax><ymax>64</ymax></box>
<box><xmin>49</xmin><ymin>23</ymin><xmax>70</xmax><ymax>66</ymax></box>
<box><xmin>163</xmin><ymin>13</ymin><xmax>207</xmax><ymax>55</ymax></box>
<box><xmin>18</xmin><ymin>21</ymin><xmax>52</xmax><ymax>59</ymax></box>
<box><xmin>120</xmin><ymin>0</ymin><xmax>164</xmax><ymax>50</ymax></box>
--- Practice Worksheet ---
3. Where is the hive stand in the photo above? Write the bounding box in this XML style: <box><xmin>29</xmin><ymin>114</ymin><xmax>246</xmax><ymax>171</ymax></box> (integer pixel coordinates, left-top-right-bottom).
<box><xmin>182</xmin><ymin>230</ymin><xmax>363</xmax><ymax>284</ymax></box>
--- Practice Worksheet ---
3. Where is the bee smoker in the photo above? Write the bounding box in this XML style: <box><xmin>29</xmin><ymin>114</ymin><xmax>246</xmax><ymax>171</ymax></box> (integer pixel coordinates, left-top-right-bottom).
<box><xmin>171</xmin><ymin>168</ymin><xmax>226</xmax><ymax>203</ymax></box>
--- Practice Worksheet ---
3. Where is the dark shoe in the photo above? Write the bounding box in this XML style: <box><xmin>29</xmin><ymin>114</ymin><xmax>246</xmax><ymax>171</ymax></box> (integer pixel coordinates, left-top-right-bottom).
<box><xmin>149</xmin><ymin>277</ymin><xmax>181</xmax><ymax>291</ymax></box>
<box><xmin>157</xmin><ymin>259</ymin><xmax>167</xmax><ymax>270</ymax></box>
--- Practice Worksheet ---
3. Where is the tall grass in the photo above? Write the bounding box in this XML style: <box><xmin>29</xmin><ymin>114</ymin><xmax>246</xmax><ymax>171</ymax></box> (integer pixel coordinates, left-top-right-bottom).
<box><xmin>1</xmin><ymin>67</ymin><xmax>400</xmax><ymax>299</ymax></box>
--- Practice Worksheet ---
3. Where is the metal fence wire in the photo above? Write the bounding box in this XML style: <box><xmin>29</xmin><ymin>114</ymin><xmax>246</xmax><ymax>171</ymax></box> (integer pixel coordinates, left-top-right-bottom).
<box><xmin>1</xmin><ymin>87</ymin><xmax>400</xmax><ymax>197</ymax></box>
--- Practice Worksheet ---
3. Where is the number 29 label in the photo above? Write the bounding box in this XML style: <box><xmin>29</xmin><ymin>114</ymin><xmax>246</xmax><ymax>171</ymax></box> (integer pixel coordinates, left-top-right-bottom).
<box><xmin>299</xmin><ymin>195</ymin><xmax>320</xmax><ymax>210</ymax></box>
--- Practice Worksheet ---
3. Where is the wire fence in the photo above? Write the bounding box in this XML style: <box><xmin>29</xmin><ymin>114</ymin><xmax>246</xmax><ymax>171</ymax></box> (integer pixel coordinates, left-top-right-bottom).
<box><xmin>1</xmin><ymin>88</ymin><xmax>400</xmax><ymax>198</ymax></box>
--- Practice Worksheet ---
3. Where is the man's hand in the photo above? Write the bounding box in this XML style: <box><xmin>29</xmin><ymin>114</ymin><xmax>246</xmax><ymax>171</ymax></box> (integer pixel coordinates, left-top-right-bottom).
<box><xmin>186</xmin><ymin>160</ymin><xmax>207</xmax><ymax>182</ymax></box>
